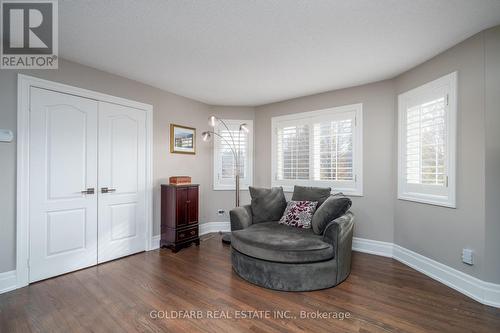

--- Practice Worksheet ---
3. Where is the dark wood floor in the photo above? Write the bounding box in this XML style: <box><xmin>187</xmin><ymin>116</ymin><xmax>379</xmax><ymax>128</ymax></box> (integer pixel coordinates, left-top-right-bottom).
<box><xmin>1</xmin><ymin>233</ymin><xmax>499</xmax><ymax>333</ymax></box>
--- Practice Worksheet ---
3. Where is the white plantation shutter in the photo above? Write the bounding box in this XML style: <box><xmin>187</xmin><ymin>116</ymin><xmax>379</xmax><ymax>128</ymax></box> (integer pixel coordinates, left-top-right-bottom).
<box><xmin>405</xmin><ymin>98</ymin><xmax>446</xmax><ymax>186</ymax></box>
<box><xmin>219</xmin><ymin>128</ymin><xmax>245</xmax><ymax>179</ymax></box>
<box><xmin>398</xmin><ymin>72</ymin><xmax>456</xmax><ymax>208</ymax></box>
<box><xmin>214</xmin><ymin>120</ymin><xmax>253</xmax><ymax>190</ymax></box>
<box><xmin>272</xmin><ymin>104</ymin><xmax>363</xmax><ymax>195</ymax></box>
<box><xmin>313</xmin><ymin>119</ymin><xmax>353</xmax><ymax>181</ymax></box>
<box><xmin>276</xmin><ymin>124</ymin><xmax>309</xmax><ymax>180</ymax></box>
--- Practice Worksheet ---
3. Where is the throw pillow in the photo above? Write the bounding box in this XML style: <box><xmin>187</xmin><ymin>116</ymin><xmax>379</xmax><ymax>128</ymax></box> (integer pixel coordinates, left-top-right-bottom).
<box><xmin>249</xmin><ymin>186</ymin><xmax>287</xmax><ymax>223</ymax></box>
<box><xmin>279</xmin><ymin>200</ymin><xmax>318</xmax><ymax>229</ymax></box>
<box><xmin>291</xmin><ymin>185</ymin><xmax>331</xmax><ymax>208</ymax></box>
<box><xmin>311</xmin><ymin>194</ymin><xmax>352</xmax><ymax>234</ymax></box>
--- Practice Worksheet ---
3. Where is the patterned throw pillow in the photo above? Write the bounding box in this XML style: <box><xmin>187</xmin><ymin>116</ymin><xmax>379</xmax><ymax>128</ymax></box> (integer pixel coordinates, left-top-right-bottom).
<box><xmin>279</xmin><ymin>201</ymin><xmax>318</xmax><ymax>229</ymax></box>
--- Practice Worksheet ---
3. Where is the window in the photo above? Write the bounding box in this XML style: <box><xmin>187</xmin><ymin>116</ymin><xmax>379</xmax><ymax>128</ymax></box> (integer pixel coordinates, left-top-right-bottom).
<box><xmin>271</xmin><ymin>104</ymin><xmax>363</xmax><ymax>195</ymax></box>
<box><xmin>213</xmin><ymin>120</ymin><xmax>253</xmax><ymax>190</ymax></box>
<box><xmin>398</xmin><ymin>72</ymin><xmax>457</xmax><ymax>207</ymax></box>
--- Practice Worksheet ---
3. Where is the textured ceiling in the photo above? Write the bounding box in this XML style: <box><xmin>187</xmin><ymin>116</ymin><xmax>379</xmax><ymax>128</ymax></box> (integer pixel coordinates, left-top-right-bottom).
<box><xmin>59</xmin><ymin>0</ymin><xmax>500</xmax><ymax>106</ymax></box>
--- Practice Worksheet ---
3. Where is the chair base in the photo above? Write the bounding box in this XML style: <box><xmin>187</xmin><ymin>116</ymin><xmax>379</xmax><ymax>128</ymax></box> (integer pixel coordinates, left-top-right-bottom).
<box><xmin>221</xmin><ymin>233</ymin><xmax>231</xmax><ymax>245</ymax></box>
<box><xmin>231</xmin><ymin>248</ymin><xmax>347</xmax><ymax>291</ymax></box>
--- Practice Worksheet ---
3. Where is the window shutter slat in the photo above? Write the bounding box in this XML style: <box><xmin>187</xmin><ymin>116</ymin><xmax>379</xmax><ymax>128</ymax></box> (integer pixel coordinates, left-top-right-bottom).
<box><xmin>405</xmin><ymin>97</ymin><xmax>446</xmax><ymax>186</ymax></box>
<box><xmin>275</xmin><ymin>117</ymin><xmax>355</xmax><ymax>182</ymax></box>
<box><xmin>313</xmin><ymin>119</ymin><xmax>354</xmax><ymax>181</ymax></box>
<box><xmin>216</xmin><ymin>125</ymin><xmax>248</xmax><ymax>180</ymax></box>
<box><xmin>276</xmin><ymin>125</ymin><xmax>310</xmax><ymax>180</ymax></box>
<box><xmin>272</xmin><ymin>104</ymin><xmax>363</xmax><ymax>195</ymax></box>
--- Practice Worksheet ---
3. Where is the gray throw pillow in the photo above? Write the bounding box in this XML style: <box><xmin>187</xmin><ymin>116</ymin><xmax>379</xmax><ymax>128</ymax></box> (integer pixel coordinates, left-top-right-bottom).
<box><xmin>311</xmin><ymin>194</ymin><xmax>352</xmax><ymax>235</ymax></box>
<box><xmin>249</xmin><ymin>186</ymin><xmax>287</xmax><ymax>223</ymax></box>
<box><xmin>291</xmin><ymin>185</ymin><xmax>331</xmax><ymax>208</ymax></box>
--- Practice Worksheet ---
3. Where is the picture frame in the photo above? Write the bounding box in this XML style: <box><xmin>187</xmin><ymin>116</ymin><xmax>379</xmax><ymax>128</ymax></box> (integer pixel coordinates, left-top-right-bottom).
<box><xmin>170</xmin><ymin>124</ymin><xmax>196</xmax><ymax>154</ymax></box>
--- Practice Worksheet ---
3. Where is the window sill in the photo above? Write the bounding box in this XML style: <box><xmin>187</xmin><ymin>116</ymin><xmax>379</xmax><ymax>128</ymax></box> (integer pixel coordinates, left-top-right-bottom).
<box><xmin>398</xmin><ymin>194</ymin><xmax>456</xmax><ymax>208</ymax></box>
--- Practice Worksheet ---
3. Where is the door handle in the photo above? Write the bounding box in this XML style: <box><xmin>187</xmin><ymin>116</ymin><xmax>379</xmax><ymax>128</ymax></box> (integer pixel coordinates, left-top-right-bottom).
<box><xmin>101</xmin><ymin>187</ymin><xmax>116</xmax><ymax>193</ymax></box>
<box><xmin>81</xmin><ymin>188</ymin><xmax>95</xmax><ymax>195</ymax></box>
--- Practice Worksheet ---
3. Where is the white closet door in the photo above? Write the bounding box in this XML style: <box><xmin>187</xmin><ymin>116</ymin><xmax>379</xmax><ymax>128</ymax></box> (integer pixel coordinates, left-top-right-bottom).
<box><xmin>97</xmin><ymin>101</ymin><xmax>147</xmax><ymax>263</ymax></box>
<box><xmin>29</xmin><ymin>87</ymin><xmax>98</xmax><ymax>283</ymax></box>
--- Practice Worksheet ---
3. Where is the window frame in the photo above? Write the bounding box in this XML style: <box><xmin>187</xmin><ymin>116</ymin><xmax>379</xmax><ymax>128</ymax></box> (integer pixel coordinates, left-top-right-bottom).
<box><xmin>271</xmin><ymin>104</ymin><xmax>363</xmax><ymax>196</ymax></box>
<box><xmin>213</xmin><ymin>119</ymin><xmax>253</xmax><ymax>191</ymax></box>
<box><xmin>397</xmin><ymin>72</ymin><xmax>457</xmax><ymax>208</ymax></box>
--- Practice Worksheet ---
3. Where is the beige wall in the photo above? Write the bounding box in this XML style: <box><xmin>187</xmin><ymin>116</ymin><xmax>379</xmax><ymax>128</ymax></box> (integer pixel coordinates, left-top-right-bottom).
<box><xmin>0</xmin><ymin>59</ymin><xmax>255</xmax><ymax>273</ymax></box>
<box><xmin>484</xmin><ymin>26</ymin><xmax>500</xmax><ymax>283</ymax></box>
<box><xmin>393</xmin><ymin>32</ymin><xmax>488</xmax><ymax>281</ymax></box>
<box><xmin>255</xmin><ymin>80</ymin><xmax>396</xmax><ymax>243</ymax></box>
<box><xmin>0</xmin><ymin>71</ymin><xmax>17</xmax><ymax>274</ymax></box>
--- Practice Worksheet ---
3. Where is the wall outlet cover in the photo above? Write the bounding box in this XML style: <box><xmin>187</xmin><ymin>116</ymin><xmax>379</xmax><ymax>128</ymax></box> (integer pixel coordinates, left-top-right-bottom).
<box><xmin>0</xmin><ymin>129</ymin><xmax>14</xmax><ymax>142</ymax></box>
<box><xmin>217</xmin><ymin>209</ymin><xmax>225</xmax><ymax>215</ymax></box>
<box><xmin>462</xmin><ymin>248</ymin><xmax>474</xmax><ymax>265</ymax></box>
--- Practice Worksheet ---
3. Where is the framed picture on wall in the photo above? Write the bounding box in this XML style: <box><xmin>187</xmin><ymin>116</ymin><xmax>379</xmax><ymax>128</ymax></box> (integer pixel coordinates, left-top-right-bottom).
<box><xmin>170</xmin><ymin>124</ymin><xmax>196</xmax><ymax>154</ymax></box>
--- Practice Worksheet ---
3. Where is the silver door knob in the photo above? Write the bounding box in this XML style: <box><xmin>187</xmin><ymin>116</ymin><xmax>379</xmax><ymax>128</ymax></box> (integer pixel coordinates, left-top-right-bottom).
<box><xmin>101</xmin><ymin>187</ymin><xmax>116</xmax><ymax>193</ymax></box>
<box><xmin>81</xmin><ymin>188</ymin><xmax>95</xmax><ymax>195</ymax></box>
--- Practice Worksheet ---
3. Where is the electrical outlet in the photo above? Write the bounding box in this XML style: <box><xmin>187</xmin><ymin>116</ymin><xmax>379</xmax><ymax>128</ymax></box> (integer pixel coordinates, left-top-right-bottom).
<box><xmin>0</xmin><ymin>129</ymin><xmax>13</xmax><ymax>143</ymax></box>
<box><xmin>217</xmin><ymin>209</ymin><xmax>225</xmax><ymax>216</ymax></box>
<box><xmin>462</xmin><ymin>248</ymin><xmax>474</xmax><ymax>265</ymax></box>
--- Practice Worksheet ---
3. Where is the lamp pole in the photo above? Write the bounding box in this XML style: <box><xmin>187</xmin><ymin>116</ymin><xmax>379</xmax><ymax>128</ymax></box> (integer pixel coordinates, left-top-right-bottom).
<box><xmin>203</xmin><ymin>117</ymin><xmax>249</xmax><ymax>245</ymax></box>
<box><xmin>235</xmin><ymin>126</ymin><xmax>242</xmax><ymax>207</ymax></box>
<box><xmin>202</xmin><ymin>117</ymin><xmax>248</xmax><ymax>208</ymax></box>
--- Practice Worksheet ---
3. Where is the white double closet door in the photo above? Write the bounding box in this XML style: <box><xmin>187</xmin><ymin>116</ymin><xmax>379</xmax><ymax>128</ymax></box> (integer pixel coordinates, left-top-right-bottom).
<box><xmin>29</xmin><ymin>87</ymin><xmax>147</xmax><ymax>283</ymax></box>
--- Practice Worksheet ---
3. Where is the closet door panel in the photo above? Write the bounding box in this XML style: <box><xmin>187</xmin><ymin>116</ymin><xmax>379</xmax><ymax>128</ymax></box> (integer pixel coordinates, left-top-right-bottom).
<box><xmin>98</xmin><ymin>101</ymin><xmax>147</xmax><ymax>263</ymax></box>
<box><xmin>29</xmin><ymin>87</ymin><xmax>98</xmax><ymax>283</ymax></box>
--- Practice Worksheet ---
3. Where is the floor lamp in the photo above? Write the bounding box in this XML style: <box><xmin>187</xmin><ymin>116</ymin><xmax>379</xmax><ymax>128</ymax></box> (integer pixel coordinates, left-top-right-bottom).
<box><xmin>202</xmin><ymin>116</ymin><xmax>249</xmax><ymax>244</ymax></box>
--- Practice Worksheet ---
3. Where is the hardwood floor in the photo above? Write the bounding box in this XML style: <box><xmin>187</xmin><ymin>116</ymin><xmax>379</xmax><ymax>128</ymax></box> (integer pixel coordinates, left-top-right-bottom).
<box><xmin>1</xmin><ymin>233</ymin><xmax>499</xmax><ymax>333</ymax></box>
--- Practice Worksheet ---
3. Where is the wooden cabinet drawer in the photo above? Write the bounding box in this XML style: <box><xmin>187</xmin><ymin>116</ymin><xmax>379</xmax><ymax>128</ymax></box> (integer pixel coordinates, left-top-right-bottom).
<box><xmin>176</xmin><ymin>226</ymin><xmax>198</xmax><ymax>242</ymax></box>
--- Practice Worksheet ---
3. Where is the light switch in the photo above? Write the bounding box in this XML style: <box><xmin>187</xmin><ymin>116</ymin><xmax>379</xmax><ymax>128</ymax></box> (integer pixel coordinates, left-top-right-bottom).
<box><xmin>0</xmin><ymin>129</ymin><xmax>13</xmax><ymax>142</ymax></box>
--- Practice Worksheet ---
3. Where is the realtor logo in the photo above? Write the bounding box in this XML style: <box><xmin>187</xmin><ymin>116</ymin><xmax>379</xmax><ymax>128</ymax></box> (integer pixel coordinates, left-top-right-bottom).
<box><xmin>1</xmin><ymin>0</ymin><xmax>58</xmax><ymax>69</ymax></box>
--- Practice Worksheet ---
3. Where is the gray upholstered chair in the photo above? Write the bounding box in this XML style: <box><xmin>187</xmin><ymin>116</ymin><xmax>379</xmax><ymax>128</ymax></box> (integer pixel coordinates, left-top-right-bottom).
<box><xmin>229</xmin><ymin>187</ymin><xmax>354</xmax><ymax>291</ymax></box>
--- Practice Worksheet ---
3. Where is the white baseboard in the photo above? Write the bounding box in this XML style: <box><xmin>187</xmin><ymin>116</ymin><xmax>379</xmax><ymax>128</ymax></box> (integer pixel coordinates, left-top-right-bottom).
<box><xmin>393</xmin><ymin>244</ymin><xmax>500</xmax><ymax>308</ymax></box>
<box><xmin>352</xmin><ymin>237</ymin><xmax>393</xmax><ymax>257</ymax></box>
<box><xmin>483</xmin><ymin>280</ymin><xmax>500</xmax><ymax>307</ymax></box>
<box><xmin>199</xmin><ymin>221</ymin><xmax>231</xmax><ymax>236</ymax></box>
<box><xmin>150</xmin><ymin>235</ymin><xmax>160</xmax><ymax>250</ymax></box>
<box><xmin>0</xmin><ymin>270</ymin><xmax>17</xmax><ymax>294</ymax></box>
<box><xmin>353</xmin><ymin>237</ymin><xmax>500</xmax><ymax>308</ymax></box>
